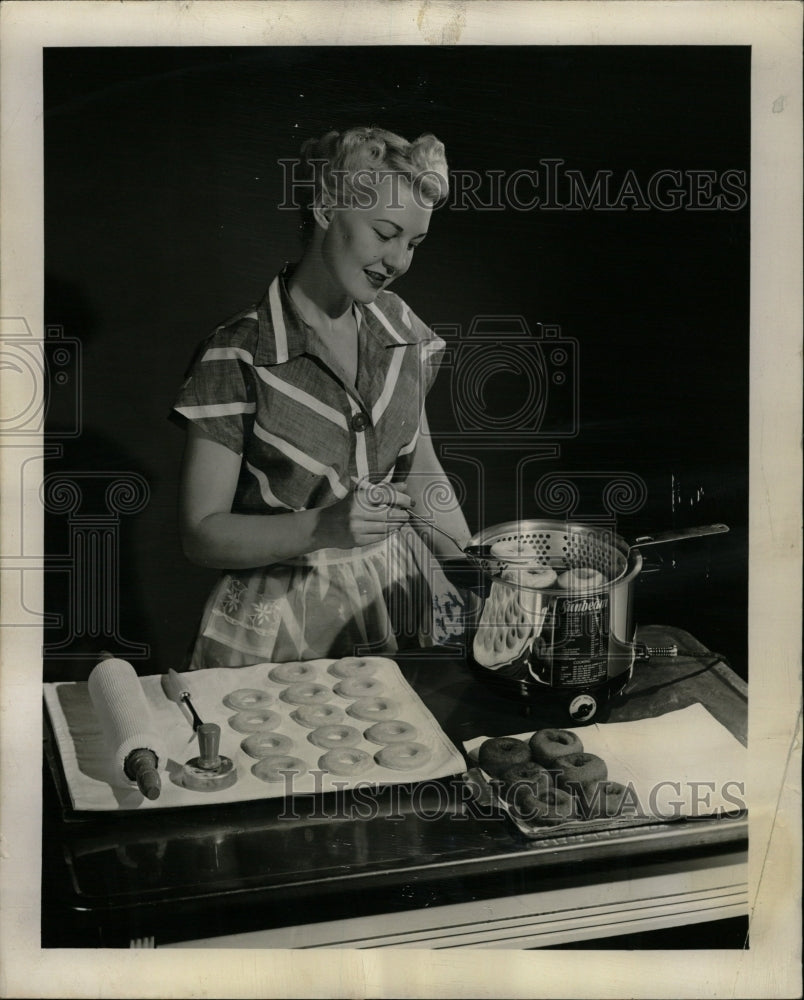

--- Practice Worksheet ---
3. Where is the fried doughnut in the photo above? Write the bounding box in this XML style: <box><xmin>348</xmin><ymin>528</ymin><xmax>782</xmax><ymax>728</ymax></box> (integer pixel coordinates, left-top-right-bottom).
<box><xmin>291</xmin><ymin>703</ymin><xmax>344</xmax><ymax>728</ymax></box>
<box><xmin>490</xmin><ymin>539</ymin><xmax>539</xmax><ymax>559</ymax></box>
<box><xmin>529</xmin><ymin>729</ymin><xmax>584</xmax><ymax>766</ymax></box>
<box><xmin>229</xmin><ymin>708</ymin><xmax>282</xmax><ymax>733</ymax></box>
<box><xmin>333</xmin><ymin>677</ymin><xmax>386</xmax><ymax>699</ymax></box>
<box><xmin>241</xmin><ymin>731</ymin><xmax>294</xmax><ymax>759</ymax></box>
<box><xmin>223</xmin><ymin>687</ymin><xmax>274</xmax><ymax>711</ymax></box>
<box><xmin>364</xmin><ymin>720</ymin><xmax>417</xmax><ymax>745</ymax></box>
<box><xmin>510</xmin><ymin>784</ymin><xmax>576</xmax><ymax>826</ymax></box>
<box><xmin>501</xmin><ymin>567</ymin><xmax>558</xmax><ymax>590</ymax></box>
<box><xmin>346</xmin><ymin>697</ymin><xmax>399</xmax><ymax>722</ymax></box>
<box><xmin>577</xmin><ymin>780</ymin><xmax>631</xmax><ymax>820</ymax></box>
<box><xmin>268</xmin><ymin>662</ymin><xmax>317</xmax><ymax>684</ymax></box>
<box><xmin>477</xmin><ymin>736</ymin><xmax>531</xmax><ymax>778</ymax></box>
<box><xmin>279</xmin><ymin>682</ymin><xmax>331</xmax><ymax>705</ymax></box>
<box><xmin>553</xmin><ymin>752</ymin><xmax>608</xmax><ymax>794</ymax></box>
<box><xmin>375</xmin><ymin>741</ymin><xmax>432</xmax><ymax>771</ymax></box>
<box><xmin>307</xmin><ymin>724</ymin><xmax>362</xmax><ymax>750</ymax></box>
<box><xmin>557</xmin><ymin>567</ymin><xmax>606</xmax><ymax>591</ymax></box>
<box><xmin>499</xmin><ymin>761</ymin><xmax>552</xmax><ymax>798</ymax></box>
<box><xmin>328</xmin><ymin>656</ymin><xmax>385</xmax><ymax>679</ymax></box>
<box><xmin>319</xmin><ymin>748</ymin><xmax>373</xmax><ymax>776</ymax></box>
<box><xmin>252</xmin><ymin>754</ymin><xmax>308</xmax><ymax>783</ymax></box>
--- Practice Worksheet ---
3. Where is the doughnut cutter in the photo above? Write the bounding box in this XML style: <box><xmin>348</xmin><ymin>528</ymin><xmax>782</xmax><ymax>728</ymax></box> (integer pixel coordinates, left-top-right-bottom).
<box><xmin>162</xmin><ymin>669</ymin><xmax>237</xmax><ymax>791</ymax></box>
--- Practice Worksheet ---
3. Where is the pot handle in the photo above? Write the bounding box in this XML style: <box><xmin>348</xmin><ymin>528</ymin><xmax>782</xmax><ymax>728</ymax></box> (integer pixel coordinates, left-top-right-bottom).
<box><xmin>630</xmin><ymin>523</ymin><xmax>729</xmax><ymax>549</ymax></box>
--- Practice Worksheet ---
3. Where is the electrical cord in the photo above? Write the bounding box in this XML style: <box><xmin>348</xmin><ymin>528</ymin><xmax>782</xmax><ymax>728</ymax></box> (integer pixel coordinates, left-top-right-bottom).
<box><xmin>620</xmin><ymin>649</ymin><xmax>734</xmax><ymax>702</ymax></box>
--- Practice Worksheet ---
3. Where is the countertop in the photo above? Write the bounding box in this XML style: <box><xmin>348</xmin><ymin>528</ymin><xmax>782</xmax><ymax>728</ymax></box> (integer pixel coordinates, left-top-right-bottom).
<box><xmin>41</xmin><ymin>625</ymin><xmax>747</xmax><ymax>947</ymax></box>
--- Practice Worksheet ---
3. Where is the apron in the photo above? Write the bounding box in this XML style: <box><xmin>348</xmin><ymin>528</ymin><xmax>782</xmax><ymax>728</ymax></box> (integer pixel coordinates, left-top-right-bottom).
<box><xmin>186</xmin><ymin>526</ymin><xmax>465</xmax><ymax>668</ymax></box>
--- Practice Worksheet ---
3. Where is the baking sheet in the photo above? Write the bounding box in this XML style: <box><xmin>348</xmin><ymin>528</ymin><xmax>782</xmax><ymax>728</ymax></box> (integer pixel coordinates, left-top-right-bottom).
<box><xmin>43</xmin><ymin>658</ymin><xmax>466</xmax><ymax>811</ymax></box>
<box><xmin>463</xmin><ymin>704</ymin><xmax>747</xmax><ymax>838</ymax></box>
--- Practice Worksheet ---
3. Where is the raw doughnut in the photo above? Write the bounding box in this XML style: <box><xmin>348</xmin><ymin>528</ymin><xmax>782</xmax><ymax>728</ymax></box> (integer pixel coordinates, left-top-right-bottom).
<box><xmin>375</xmin><ymin>742</ymin><xmax>432</xmax><ymax>771</ymax></box>
<box><xmin>553</xmin><ymin>752</ymin><xmax>608</xmax><ymax>794</ymax></box>
<box><xmin>241</xmin><ymin>731</ymin><xmax>294</xmax><ymax>759</ymax></box>
<box><xmin>223</xmin><ymin>688</ymin><xmax>274</xmax><ymax>711</ymax></box>
<box><xmin>510</xmin><ymin>784</ymin><xmax>576</xmax><ymax>826</ymax></box>
<box><xmin>346</xmin><ymin>697</ymin><xmax>399</xmax><ymax>722</ymax></box>
<box><xmin>557</xmin><ymin>566</ymin><xmax>606</xmax><ymax>591</ymax></box>
<box><xmin>252</xmin><ymin>754</ymin><xmax>308</xmax><ymax>783</ymax></box>
<box><xmin>307</xmin><ymin>724</ymin><xmax>361</xmax><ymax>750</ymax></box>
<box><xmin>319</xmin><ymin>748</ymin><xmax>373</xmax><ymax>776</ymax></box>
<box><xmin>268</xmin><ymin>662</ymin><xmax>317</xmax><ymax>684</ymax></box>
<box><xmin>291</xmin><ymin>703</ymin><xmax>344</xmax><ymax>728</ymax></box>
<box><xmin>229</xmin><ymin>709</ymin><xmax>282</xmax><ymax>733</ymax></box>
<box><xmin>280</xmin><ymin>683</ymin><xmax>331</xmax><ymax>705</ymax></box>
<box><xmin>364</xmin><ymin>720</ymin><xmax>417</xmax><ymax>745</ymax></box>
<box><xmin>490</xmin><ymin>538</ymin><xmax>539</xmax><ymax>559</ymax></box>
<box><xmin>499</xmin><ymin>761</ymin><xmax>552</xmax><ymax>797</ymax></box>
<box><xmin>333</xmin><ymin>677</ymin><xmax>386</xmax><ymax>699</ymax></box>
<box><xmin>477</xmin><ymin>736</ymin><xmax>531</xmax><ymax>778</ymax></box>
<box><xmin>529</xmin><ymin>729</ymin><xmax>584</xmax><ymax>766</ymax></box>
<box><xmin>328</xmin><ymin>656</ymin><xmax>385</xmax><ymax>679</ymax></box>
<box><xmin>578</xmin><ymin>780</ymin><xmax>631</xmax><ymax>820</ymax></box>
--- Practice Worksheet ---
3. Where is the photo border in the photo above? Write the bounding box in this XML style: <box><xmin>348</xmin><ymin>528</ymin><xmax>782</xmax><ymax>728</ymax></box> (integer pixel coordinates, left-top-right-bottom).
<box><xmin>1</xmin><ymin>2</ymin><xmax>801</xmax><ymax>997</ymax></box>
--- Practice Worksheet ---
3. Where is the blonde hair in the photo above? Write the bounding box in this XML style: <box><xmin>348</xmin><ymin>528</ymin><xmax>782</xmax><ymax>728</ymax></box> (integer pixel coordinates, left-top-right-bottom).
<box><xmin>297</xmin><ymin>126</ymin><xmax>448</xmax><ymax>243</ymax></box>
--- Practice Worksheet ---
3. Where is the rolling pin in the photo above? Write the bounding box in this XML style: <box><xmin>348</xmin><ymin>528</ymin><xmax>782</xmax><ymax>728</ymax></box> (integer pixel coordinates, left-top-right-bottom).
<box><xmin>87</xmin><ymin>653</ymin><xmax>165</xmax><ymax>800</ymax></box>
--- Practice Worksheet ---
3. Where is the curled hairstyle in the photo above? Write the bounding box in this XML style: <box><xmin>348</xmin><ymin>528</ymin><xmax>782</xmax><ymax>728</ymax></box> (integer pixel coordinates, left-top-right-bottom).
<box><xmin>297</xmin><ymin>126</ymin><xmax>449</xmax><ymax>244</ymax></box>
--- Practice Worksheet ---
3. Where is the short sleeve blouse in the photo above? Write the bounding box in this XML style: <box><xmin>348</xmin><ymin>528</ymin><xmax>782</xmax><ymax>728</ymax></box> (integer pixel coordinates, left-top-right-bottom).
<box><xmin>171</xmin><ymin>267</ymin><xmax>445</xmax><ymax>514</ymax></box>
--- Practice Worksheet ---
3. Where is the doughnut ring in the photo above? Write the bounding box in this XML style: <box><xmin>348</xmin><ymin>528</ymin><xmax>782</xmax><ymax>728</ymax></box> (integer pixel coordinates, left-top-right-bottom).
<box><xmin>364</xmin><ymin>720</ymin><xmax>417</xmax><ymax>745</ymax></box>
<box><xmin>307</xmin><ymin>724</ymin><xmax>362</xmax><ymax>750</ymax></box>
<box><xmin>510</xmin><ymin>784</ymin><xmax>576</xmax><ymax>826</ymax></box>
<box><xmin>553</xmin><ymin>752</ymin><xmax>608</xmax><ymax>794</ymax></box>
<box><xmin>291</xmin><ymin>703</ymin><xmax>344</xmax><ymax>728</ymax></box>
<box><xmin>478</xmin><ymin>736</ymin><xmax>531</xmax><ymax>778</ymax></box>
<box><xmin>268</xmin><ymin>662</ymin><xmax>317</xmax><ymax>684</ymax></box>
<box><xmin>252</xmin><ymin>754</ymin><xmax>308</xmax><ymax>783</ymax></box>
<box><xmin>375</xmin><ymin>742</ymin><xmax>432</xmax><ymax>771</ymax></box>
<box><xmin>319</xmin><ymin>748</ymin><xmax>373</xmax><ymax>777</ymax></box>
<box><xmin>223</xmin><ymin>687</ymin><xmax>274</xmax><ymax>711</ymax></box>
<box><xmin>229</xmin><ymin>709</ymin><xmax>282</xmax><ymax>733</ymax></box>
<box><xmin>490</xmin><ymin>539</ymin><xmax>539</xmax><ymax>559</ymax></box>
<box><xmin>328</xmin><ymin>656</ymin><xmax>385</xmax><ymax>679</ymax></box>
<box><xmin>499</xmin><ymin>761</ymin><xmax>552</xmax><ymax>796</ymax></box>
<box><xmin>501</xmin><ymin>567</ymin><xmax>558</xmax><ymax>590</ymax></box>
<box><xmin>279</xmin><ymin>683</ymin><xmax>331</xmax><ymax>706</ymax></box>
<box><xmin>241</xmin><ymin>731</ymin><xmax>294</xmax><ymax>759</ymax></box>
<box><xmin>578</xmin><ymin>780</ymin><xmax>631</xmax><ymax>820</ymax></box>
<box><xmin>346</xmin><ymin>697</ymin><xmax>399</xmax><ymax>723</ymax></box>
<box><xmin>529</xmin><ymin>729</ymin><xmax>584</xmax><ymax>767</ymax></box>
<box><xmin>333</xmin><ymin>677</ymin><xmax>386</xmax><ymax>699</ymax></box>
<box><xmin>557</xmin><ymin>567</ymin><xmax>606</xmax><ymax>591</ymax></box>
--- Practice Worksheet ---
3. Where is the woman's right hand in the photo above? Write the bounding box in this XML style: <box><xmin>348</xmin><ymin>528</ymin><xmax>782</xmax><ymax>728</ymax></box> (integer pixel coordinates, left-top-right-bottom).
<box><xmin>316</xmin><ymin>480</ymin><xmax>413</xmax><ymax>549</ymax></box>
<box><xmin>179</xmin><ymin>426</ymin><xmax>414</xmax><ymax>567</ymax></box>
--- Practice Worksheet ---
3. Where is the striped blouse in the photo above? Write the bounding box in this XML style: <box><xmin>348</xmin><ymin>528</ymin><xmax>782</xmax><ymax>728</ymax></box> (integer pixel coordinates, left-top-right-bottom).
<box><xmin>171</xmin><ymin>266</ymin><xmax>445</xmax><ymax>515</ymax></box>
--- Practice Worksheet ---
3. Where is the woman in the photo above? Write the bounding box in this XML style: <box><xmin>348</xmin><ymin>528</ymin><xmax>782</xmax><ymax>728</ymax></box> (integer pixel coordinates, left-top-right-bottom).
<box><xmin>172</xmin><ymin>127</ymin><xmax>472</xmax><ymax>668</ymax></box>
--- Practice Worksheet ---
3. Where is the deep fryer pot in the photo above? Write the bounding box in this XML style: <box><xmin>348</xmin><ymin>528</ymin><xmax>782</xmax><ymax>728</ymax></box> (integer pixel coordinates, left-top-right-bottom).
<box><xmin>451</xmin><ymin>518</ymin><xmax>728</xmax><ymax>723</ymax></box>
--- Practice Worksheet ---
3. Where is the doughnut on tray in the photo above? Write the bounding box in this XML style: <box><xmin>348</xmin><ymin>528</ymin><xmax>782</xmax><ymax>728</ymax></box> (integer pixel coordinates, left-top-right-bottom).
<box><xmin>462</xmin><ymin>705</ymin><xmax>747</xmax><ymax>840</ymax></box>
<box><xmin>43</xmin><ymin>656</ymin><xmax>466</xmax><ymax>812</ymax></box>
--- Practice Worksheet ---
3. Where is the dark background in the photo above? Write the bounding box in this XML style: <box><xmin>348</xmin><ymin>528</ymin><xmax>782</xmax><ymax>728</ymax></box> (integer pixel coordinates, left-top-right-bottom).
<box><xmin>43</xmin><ymin>46</ymin><xmax>749</xmax><ymax>681</ymax></box>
